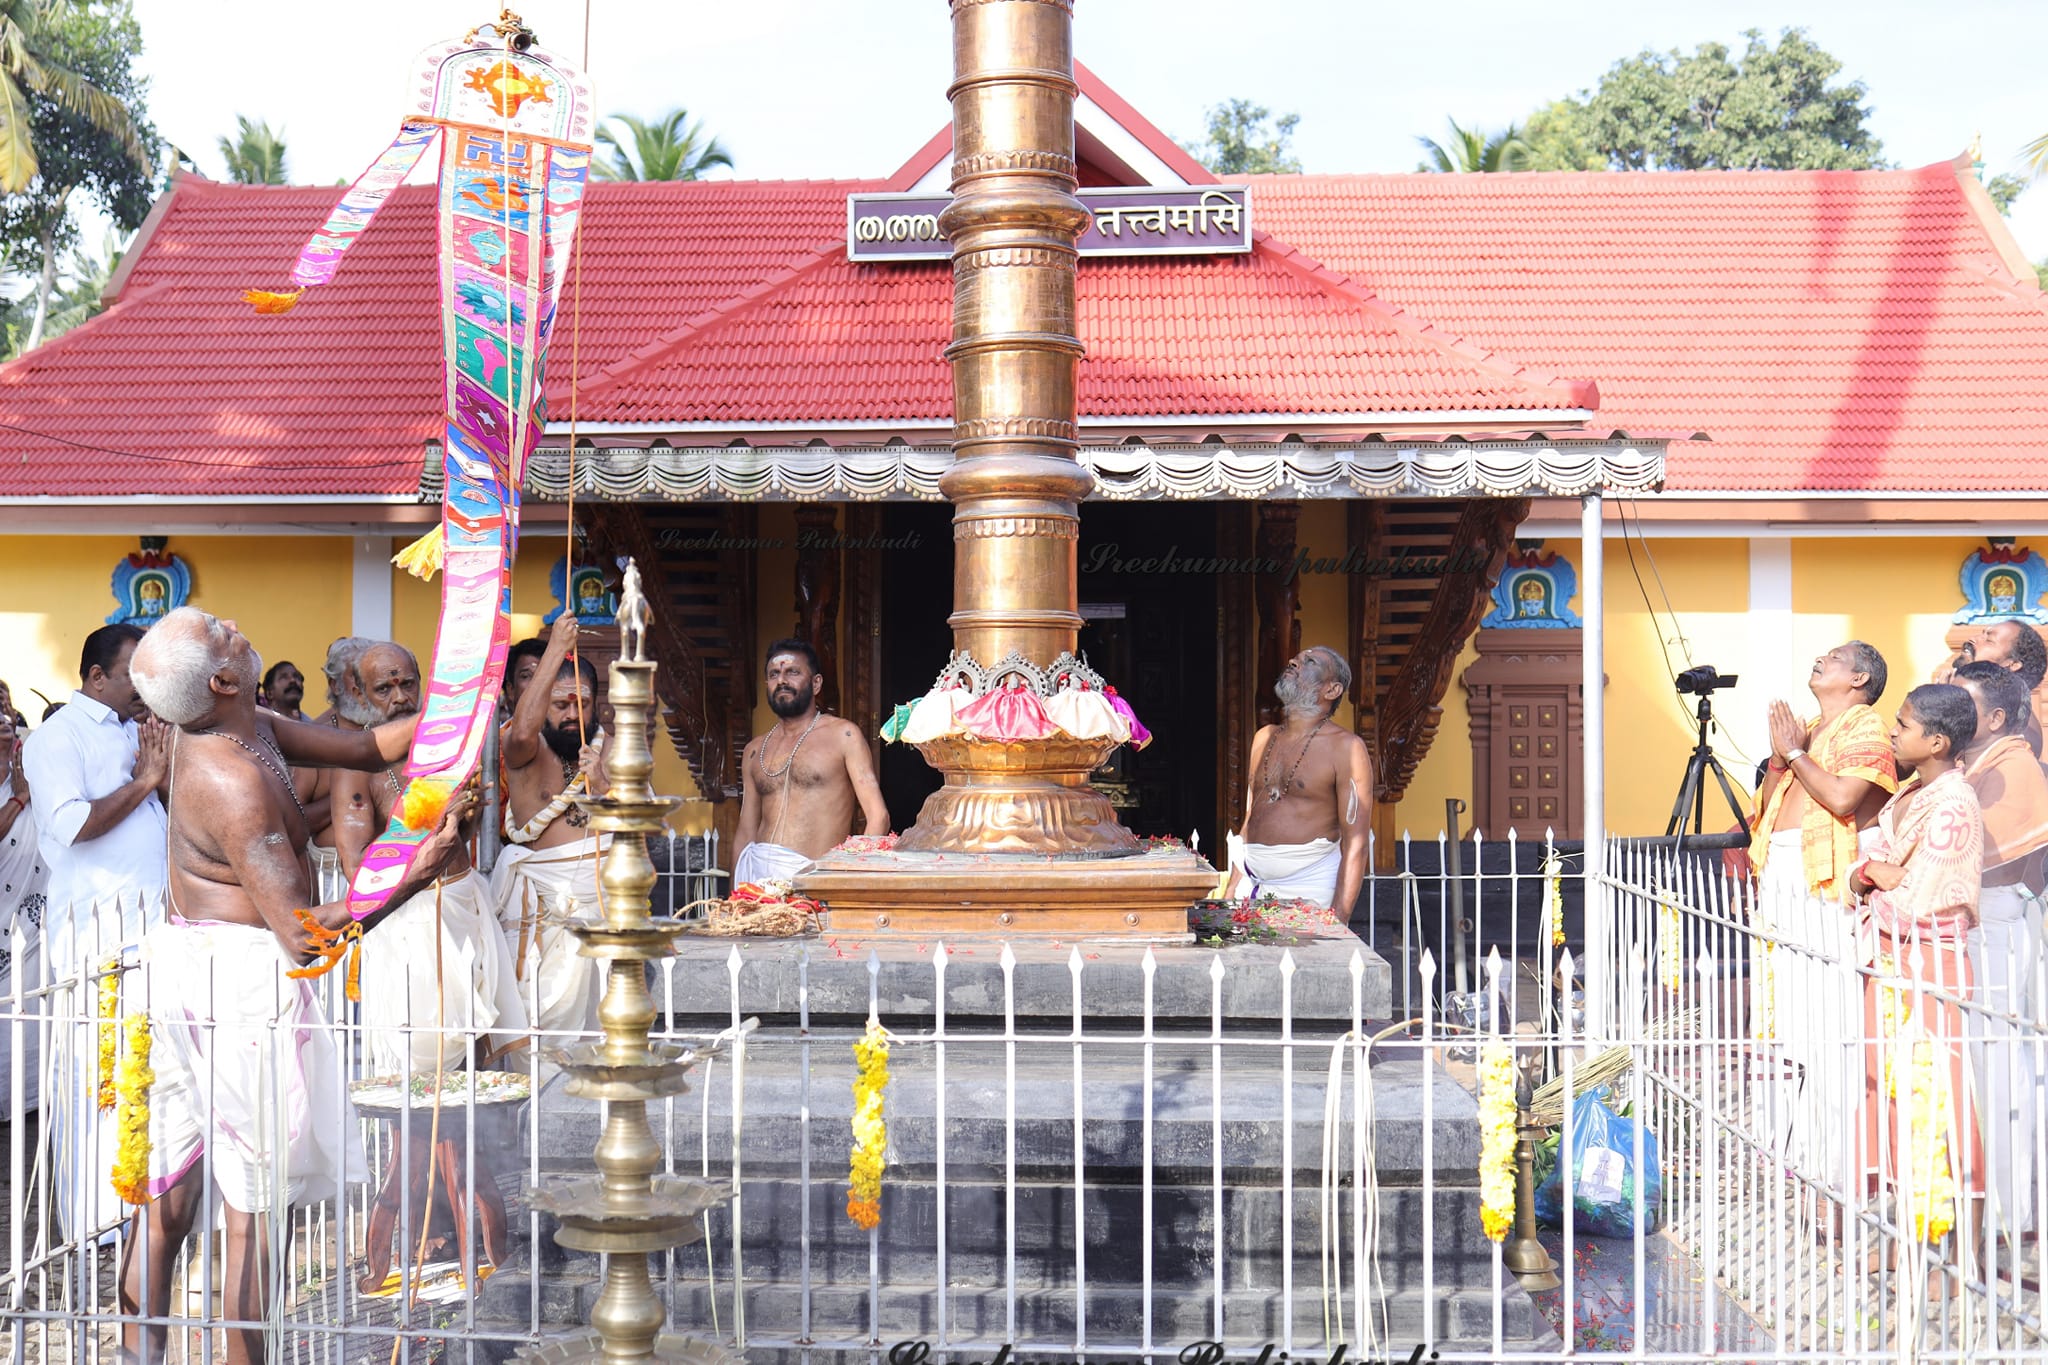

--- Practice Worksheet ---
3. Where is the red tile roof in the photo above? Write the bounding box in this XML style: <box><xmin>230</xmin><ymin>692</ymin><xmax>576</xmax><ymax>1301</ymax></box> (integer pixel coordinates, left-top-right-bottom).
<box><xmin>574</xmin><ymin>231</ymin><xmax>1594</xmax><ymax>424</ymax></box>
<box><xmin>1247</xmin><ymin>161</ymin><xmax>2048</xmax><ymax>491</ymax></box>
<box><xmin>3</xmin><ymin>143</ymin><xmax>2043</xmax><ymax>498</ymax></box>
<box><xmin>0</xmin><ymin>174</ymin><xmax>873</xmax><ymax>497</ymax></box>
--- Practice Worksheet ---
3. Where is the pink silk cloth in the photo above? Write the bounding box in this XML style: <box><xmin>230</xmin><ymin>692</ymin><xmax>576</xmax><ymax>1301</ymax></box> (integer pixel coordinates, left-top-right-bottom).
<box><xmin>955</xmin><ymin>684</ymin><xmax>1059</xmax><ymax>742</ymax></box>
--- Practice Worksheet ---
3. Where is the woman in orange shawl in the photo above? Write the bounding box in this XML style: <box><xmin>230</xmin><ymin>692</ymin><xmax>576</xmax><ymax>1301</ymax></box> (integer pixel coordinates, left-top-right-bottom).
<box><xmin>1851</xmin><ymin>684</ymin><xmax>1986</xmax><ymax>1249</ymax></box>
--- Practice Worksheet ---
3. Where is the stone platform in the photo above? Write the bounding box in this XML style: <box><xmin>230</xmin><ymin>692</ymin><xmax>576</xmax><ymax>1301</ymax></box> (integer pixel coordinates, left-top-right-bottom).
<box><xmin>794</xmin><ymin>845</ymin><xmax>1223</xmax><ymax>939</ymax></box>
<box><xmin>657</xmin><ymin>924</ymin><xmax>1392</xmax><ymax>1028</ymax></box>
<box><xmin>483</xmin><ymin>929</ymin><xmax>1553</xmax><ymax>1359</ymax></box>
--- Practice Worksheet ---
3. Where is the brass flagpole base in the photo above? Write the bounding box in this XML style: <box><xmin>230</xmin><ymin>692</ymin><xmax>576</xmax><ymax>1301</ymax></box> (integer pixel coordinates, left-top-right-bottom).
<box><xmin>896</xmin><ymin>734</ymin><xmax>1140</xmax><ymax>857</ymax></box>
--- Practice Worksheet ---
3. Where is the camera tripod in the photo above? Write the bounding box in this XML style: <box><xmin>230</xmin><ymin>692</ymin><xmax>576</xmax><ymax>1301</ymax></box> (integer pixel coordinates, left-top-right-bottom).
<box><xmin>1666</xmin><ymin>691</ymin><xmax>1750</xmax><ymax>839</ymax></box>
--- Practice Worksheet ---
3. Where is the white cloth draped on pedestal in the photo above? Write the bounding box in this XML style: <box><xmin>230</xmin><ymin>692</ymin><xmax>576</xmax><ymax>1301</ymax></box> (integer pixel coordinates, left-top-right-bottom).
<box><xmin>358</xmin><ymin>868</ymin><xmax>527</xmax><ymax>1078</ymax></box>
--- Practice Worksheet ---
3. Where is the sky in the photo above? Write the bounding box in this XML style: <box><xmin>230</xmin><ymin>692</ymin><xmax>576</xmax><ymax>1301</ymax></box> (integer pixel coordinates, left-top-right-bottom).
<box><xmin>113</xmin><ymin>0</ymin><xmax>2047</xmax><ymax>262</ymax></box>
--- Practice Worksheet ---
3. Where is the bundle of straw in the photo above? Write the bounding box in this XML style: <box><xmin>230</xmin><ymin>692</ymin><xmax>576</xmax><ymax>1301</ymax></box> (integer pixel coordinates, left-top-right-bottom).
<box><xmin>1522</xmin><ymin>1008</ymin><xmax>1700</xmax><ymax>1128</ymax></box>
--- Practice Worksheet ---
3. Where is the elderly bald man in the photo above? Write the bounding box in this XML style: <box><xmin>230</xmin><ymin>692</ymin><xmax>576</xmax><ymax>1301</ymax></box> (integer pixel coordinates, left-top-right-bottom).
<box><xmin>124</xmin><ymin>607</ymin><xmax>472</xmax><ymax>1365</ymax></box>
<box><xmin>1226</xmin><ymin>645</ymin><xmax>1376</xmax><ymax>920</ymax></box>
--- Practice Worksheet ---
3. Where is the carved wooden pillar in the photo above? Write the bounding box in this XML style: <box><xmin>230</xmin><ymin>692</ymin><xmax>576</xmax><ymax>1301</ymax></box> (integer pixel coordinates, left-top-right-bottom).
<box><xmin>1217</xmin><ymin>502</ymin><xmax>1256</xmax><ymax>842</ymax></box>
<box><xmin>1253</xmin><ymin>501</ymin><xmax>1303</xmax><ymax>729</ymax></box>
<box><xmin>1345</xmin><ymin>500</ymin><xmax>1391</xmax><ymax>867</ymax></box>
<box><xmin>842</xmin><ymin>503</ymin><xmax>884</xmax><ymax>761</ymax></box>
<box><xmin>793</xmin><ymin>504</ymin><xmax>842</xmax><ymax>712</ymax></box>
<box><xmin>1378</xmin><ymin>497</ymin><xmax>1531</xmax><ymax>806</ymax></box>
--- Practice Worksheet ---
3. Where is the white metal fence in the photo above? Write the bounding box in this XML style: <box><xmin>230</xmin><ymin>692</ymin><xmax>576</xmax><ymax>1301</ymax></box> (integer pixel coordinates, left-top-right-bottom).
<box><xmin>2</xmin><ymin>831</ymin><xmax>2046</xmax><ymax>1362</ymax></box>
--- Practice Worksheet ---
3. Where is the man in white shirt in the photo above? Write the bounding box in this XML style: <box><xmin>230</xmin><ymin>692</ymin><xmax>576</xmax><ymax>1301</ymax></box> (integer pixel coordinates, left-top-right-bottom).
<box><xmin>23</xmin><ymin>624</ymin><xmax>170</xmax><ymax>971</ymax></box>
<box><xmin>21</xmin><ymin>623</ymin><xmax>170</xmax><ymax>1245</ymax></box>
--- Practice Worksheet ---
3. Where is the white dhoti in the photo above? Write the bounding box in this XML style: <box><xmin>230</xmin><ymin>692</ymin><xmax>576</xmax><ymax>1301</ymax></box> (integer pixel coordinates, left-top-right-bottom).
<box><xmin>307</xmin><ymin>843</ymin><xmax>347</xmax><ymax>904</ymax></box>
<box><xmin>732</xmin><ymin>841</ymin><xmax>814</xmax><ymax>889</ymax></box>
<box><xmin>1238</xmin><ymin>838</ymin><xmax>1342</xmax><ymax>908</ymax></box>
<box><xmin>139</xmin><ymin>917</ymin><xmax>365</xmax><ymax>1214</ymax></box>
<box><xmin>1752</xmin><ymin>826</ymin><xmax>1868</xmax><ymax>1197</ymax></box>
<box><xmin>359</xmin><ymin>870</ymin><xmax>527</xmax><ymax>1079</ymax></box>
<box><xmin>1970</xmin><ymin>883</ymin><xmax>2043</xmax><ymax>1243</ymax></box>
<box><xmin>490</xmin><ymin>836</ymin><xmax>608</xmax><ymax>1066</ymax></box>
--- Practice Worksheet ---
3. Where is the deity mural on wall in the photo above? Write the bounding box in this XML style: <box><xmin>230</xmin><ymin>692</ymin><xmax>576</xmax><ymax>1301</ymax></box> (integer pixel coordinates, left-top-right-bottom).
<box><xmin>106</xmin><ymin>543</ymin><xmax>193</xmax><ymax>627</ymax></box>
<box><xmin>1954</xmin><ymin>542</ymin><xmax>2048</xmax><ymax>624</ymax></box>
<box><xmin>1480</xmin><ymin>546</ymin><xmax>1581</xmax><ymax>630</ymax></box>
<box><xmin>545</xmin><ymin>556</ymin><xmax>616</xmax><ymax>625</ymax></box>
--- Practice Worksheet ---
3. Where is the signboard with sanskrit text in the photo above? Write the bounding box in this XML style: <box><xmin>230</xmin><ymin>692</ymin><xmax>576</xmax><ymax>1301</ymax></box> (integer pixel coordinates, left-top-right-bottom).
<box><xmin>847</xmin><ymin>186</ymin><xmax>1251</xmax><ymax>262</ymax></box>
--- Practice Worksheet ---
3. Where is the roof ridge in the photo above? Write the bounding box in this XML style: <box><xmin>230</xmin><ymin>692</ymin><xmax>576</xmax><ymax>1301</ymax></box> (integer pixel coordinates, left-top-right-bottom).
<box><xmin>0</xmin><ymin>279</ymin><xmax>181</xmax><ymax>385</ymax></box>
<box><xmin>1246</xmin><ymin>230</ymin><xmax>1599</xmax><ymax>410</ymax></box>
<box><xmin>574</xmin><ymin>241</ymin><xmax>852</xmax><ymax>401</ymax></box>
<box><xmin>1245</xmin><ymin>160</ymin><xmax>1981</xmax><ymax>187</ymax></box>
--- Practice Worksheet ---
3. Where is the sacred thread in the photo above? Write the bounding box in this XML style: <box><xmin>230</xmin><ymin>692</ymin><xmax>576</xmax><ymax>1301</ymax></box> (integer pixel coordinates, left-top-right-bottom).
<box><xmin>847</xmin><ymin>1020</ymin><xmax>890</xmax><ymax>1230</ymax></box>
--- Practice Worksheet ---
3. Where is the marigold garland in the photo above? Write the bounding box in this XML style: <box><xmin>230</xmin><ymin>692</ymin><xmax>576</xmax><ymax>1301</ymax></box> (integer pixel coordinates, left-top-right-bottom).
<box><xmin>284</xmin><ymin>910</ymin><xmax>366</xmax><ymax>1001</ymax></box>
<box><xmin>846</xmin><ymin>1020</ymin><xmax>890</xmax><ymax>1230</ymax></box>
<box><xmin>109</xmin><ymin>1011</ymin><xmax>153</xmax><ymax>1205</ymax></box>
<box><xmin>396</xmin><ymin>776</ymin><xmax>455</xmax><ymax>834</ymax></box>
<box><xmin>1540</xmin><ymin>857</ymin><xmax>1565</xmax><ymax>948</ymax></box>
<box><xmin>96</xmin><ymin>958</ymin><xmax>120</xmax><ymax>1112</ymax></box>
<box><xmin>1655</xmin><ymin>889</ymin><xmax>1682</xmax><ymax>995</ymax></box>
<box><xmin>1477</xmin><ymin>1039</ymin><xmax>1518</xmax><ymax>1242</ymax></box>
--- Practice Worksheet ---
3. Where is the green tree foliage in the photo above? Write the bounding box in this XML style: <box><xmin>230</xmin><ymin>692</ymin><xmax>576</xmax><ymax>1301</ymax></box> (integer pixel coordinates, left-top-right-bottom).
<box><xmin>1579</xmin><ymin>28</ymin><xmax>1884</xmax><ymax>171</ymax></box>
<box><xmin>1519</xmin><ymin>100</ymin><xmax>1605</xmax><ymax>171</ymax></box>
<box><xmin>1415</xmin><ymin>118</ymin><xmax>1531</xmax><ymax>173</ymax></box>
<box><xmin>591</xmin><ymin>109</ymin><xmax>732</xmax><ymax>182</ymax></box>
<box><xmin>1181</xmin><ymin>99</ymin><xmax>1302</xmax><ymax>176</ymax></box>
<box><xmin>1984</xmin><ymin>173</ymin><xmax>2027</xmax><ymax>216</ymax></box>
<box><xmin>217</xmin><ymin>115</ymin><xmax>287</xmax><ymax>184</ymax></box>
<box><xmin>0</xmin><ymin>1</ymin><xmax>157</xmax><ymax>353</ymax></box>
<box><xmin>0</xmin><ymin>0</ymin><xmax>147</xmax><ymax>191</ymax></box>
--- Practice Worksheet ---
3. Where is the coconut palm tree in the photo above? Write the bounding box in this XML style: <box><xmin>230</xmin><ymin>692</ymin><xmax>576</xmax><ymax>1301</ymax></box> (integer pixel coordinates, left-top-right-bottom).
<box><xmin>1416</xmin><ymin>119</ymin><xmax>1533</xmax><ymax>174</ymax></box>
<box><xmin>217</xmin><ymin>115</ymin><xmax>287</xmax><ymax>185</ymax></box>
<box><xmin>591</xmin><ymin>109</ymin><xmax>732</xmax><ymax>182</ymax></box>
<box><xmin>0</xmin><ymin>0</ymin><xmax>149</xmax><ymax>191</ymax></box>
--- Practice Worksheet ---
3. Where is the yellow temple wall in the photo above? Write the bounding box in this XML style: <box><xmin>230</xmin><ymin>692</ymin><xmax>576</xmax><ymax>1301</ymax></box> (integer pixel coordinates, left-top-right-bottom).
<box><xmin>1394</xmin><ymin>533</ymin><xmax>1977</xmax><ymax>839</ymax></box>
<box><xmin>0</xmin><ymin>524</ymin><xmax>1992</xmax><ymax>844</ymax></box>
<box><xmin>0</xmin><ymin>534</ymin><xmax>353</xmax><ymax>717</ymax></box>
<box><xmin>0</xmin><ymin>531</ymin><xmax>700</xmax><ymax>814</ymax></box>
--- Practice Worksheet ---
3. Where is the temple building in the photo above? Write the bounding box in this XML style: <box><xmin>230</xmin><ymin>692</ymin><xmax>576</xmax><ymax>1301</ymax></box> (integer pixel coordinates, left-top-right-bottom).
<box><xmin>3</xmin><ymin>63</ymin><xmax>2045</xmax><ymax>851</ymax></box>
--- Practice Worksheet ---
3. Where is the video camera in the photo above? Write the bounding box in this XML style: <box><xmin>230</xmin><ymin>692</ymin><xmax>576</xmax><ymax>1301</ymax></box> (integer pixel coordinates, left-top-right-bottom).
<box><xmin>1674</xmin><ymin>664</ymin><xmax>1738</xmax><ymax>696</ymax></box>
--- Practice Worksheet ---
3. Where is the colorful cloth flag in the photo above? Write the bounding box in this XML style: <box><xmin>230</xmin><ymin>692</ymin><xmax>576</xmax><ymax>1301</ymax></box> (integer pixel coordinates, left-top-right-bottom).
<box><xmin>250</xmin><ymin>24</ymin><xmax>594</xmax><ymax>920</ymax></box>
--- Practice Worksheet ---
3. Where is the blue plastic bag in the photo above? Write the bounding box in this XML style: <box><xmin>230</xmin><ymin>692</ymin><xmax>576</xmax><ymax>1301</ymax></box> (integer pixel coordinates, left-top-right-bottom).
<box><xmin>1533</xmin><ymin>1089</ymin><xmax>1661</xmax><ymax>1237</ymax></box>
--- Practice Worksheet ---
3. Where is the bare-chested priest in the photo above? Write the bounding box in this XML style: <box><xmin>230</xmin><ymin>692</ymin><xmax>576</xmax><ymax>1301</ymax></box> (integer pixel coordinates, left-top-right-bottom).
<box><xmin>733</xmin><ymin>638</ymin><xmax>889</xmax><ymax>886</ymax></box>
<box><xmin>296</xmin><ymin>634</ymin><xmax>373</xmax><ymax>901</ymax></box>
<box><xmin>124</xmin><ymin>607</ymin><xmax>471</xmax><ymax>1365</ymax></box>
<box><xmin>1226</xmin><ymin>646</ymin><xmax>1376</xmax><ymax>920</ymax></box>
<box><xmin>489</xmin><ymin>617</ymin><xmax>609</xmax><ymax>1059</ymax></box>
<box><xmin>331</xmin><ymin>642</ymin><xmax>525</xmax><ymax>1079</ymax></box>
